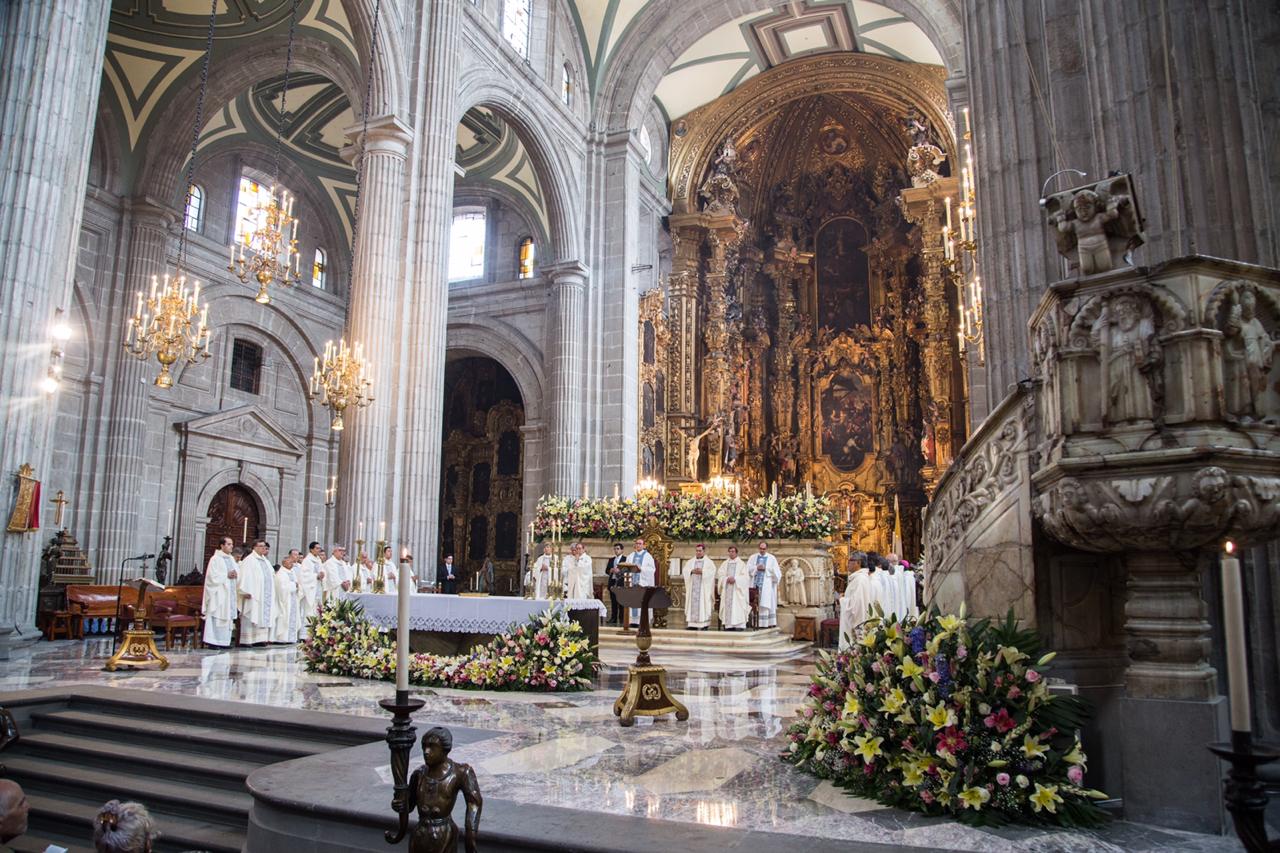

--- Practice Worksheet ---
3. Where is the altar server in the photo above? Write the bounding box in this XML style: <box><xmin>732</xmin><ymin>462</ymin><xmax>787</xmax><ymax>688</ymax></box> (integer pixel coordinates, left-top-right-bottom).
<box><xmin>683</xmin><ymin>544</ymin><xmax>716</xmax><ymax>630</ymax></box>
<box><xmin>201</xmin><ymin>536</ymin><xmax>238</xmax><ymax>648</ymax></box>
<box><xmin>839</xmin><ymin>556</ymin><xmax>877</xmax><ymax>649</ymax></box>
<box><xmin>272</xmin><ymin>551</ymin><xmax>303</xmax><ymax>644</ymax></box>
<box><xmin>751</xmin><ymin>541</ymin><xmax>783</xmax><ymax>629</ymax></box>
<box><xmin>237</xmin><ymin>540</ymin><xmax>276</xmax><ymax>646</ymax></box>
<box><xmin>526</xmin><ymin>543</ymin><xmax>555</xmax><ymax>599</ymax></box>
<box><xmin>626</xmin><ymin>537</ymin><xmax>657</xmax><ymax>628</ymax></box>
<box><xmin>564</xmin><ymin>542</ymin><xmax>594</xmax><ymax>600</ymax></box>
<box><xmin>717</xmin><ymin>545</ymin><xmax>751</xmax><ymax>630</ymax></box>
<box><xmin>323</xmin><ymin>544</ymin><xmax>353</xmax><ymax>598</ymax></box>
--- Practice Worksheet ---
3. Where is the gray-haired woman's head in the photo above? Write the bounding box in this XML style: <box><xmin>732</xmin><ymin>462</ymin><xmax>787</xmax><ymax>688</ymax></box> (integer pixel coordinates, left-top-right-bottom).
<box><xmin>94</xmin><ymin>800</ymin><xmax>157</xmax><ymax>853</ymax></box>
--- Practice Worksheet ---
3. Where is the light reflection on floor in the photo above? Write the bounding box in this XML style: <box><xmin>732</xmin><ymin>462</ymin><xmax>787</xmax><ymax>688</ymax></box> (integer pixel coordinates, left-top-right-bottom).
<box><xmin>2</xmin><ymin>638</ymin><xmax>1241</xmax><ymax>852</ymax></box>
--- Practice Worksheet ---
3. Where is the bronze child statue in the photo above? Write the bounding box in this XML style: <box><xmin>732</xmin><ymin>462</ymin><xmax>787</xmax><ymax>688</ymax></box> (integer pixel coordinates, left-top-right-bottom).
<box><xmin>406</xmin><ymin>726</ymin><xmax>482</xmax><ymax>853</ymax></box>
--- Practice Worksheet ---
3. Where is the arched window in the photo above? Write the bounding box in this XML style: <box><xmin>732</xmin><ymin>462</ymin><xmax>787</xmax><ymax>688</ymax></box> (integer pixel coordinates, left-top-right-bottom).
<box><xmin>638</xmin><ymin>125</ymin><xmax>653</xmax><ymax>166</ymax></box>
<box><xmin>448</xmin><ymin>208</ymin><xmax>486</xmax><ymax>281</ymax></box>
<box><xmin>183</xmin><ymin>184</ymin><xmax>204</xmax><ymax>232</ymax></box>
<box><xmin>517</xmin><ymin>236</ymin><xmax>535</xmax><ymax>279</ymax></box>
<box><xmin>502</xmin><ymin>0</ymin><xmax>531</xmax><ymax>59</ymax></box>
<box><xmin>311</xmin><ymin>247</ymin><xmax>327</xmax><ymax>289</ymax></box>
<box><xmin>561</xmin><ymin>63</ymin><xmax>572</xmax><ymax>105</ymax></box>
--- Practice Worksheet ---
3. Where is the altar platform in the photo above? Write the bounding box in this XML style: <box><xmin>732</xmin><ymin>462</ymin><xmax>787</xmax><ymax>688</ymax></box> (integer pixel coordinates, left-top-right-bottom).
<box><xmin>345</xmin><ymin>593</ymin><xmax>605</xmax><ymax>655</ymax></box>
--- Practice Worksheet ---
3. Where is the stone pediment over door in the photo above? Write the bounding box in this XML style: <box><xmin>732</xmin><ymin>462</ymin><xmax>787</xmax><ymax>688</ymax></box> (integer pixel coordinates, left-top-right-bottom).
<box><xmin>179</xmin><ymin>405</ymin><xmax>306</xmax><ymax>461</ymax></box>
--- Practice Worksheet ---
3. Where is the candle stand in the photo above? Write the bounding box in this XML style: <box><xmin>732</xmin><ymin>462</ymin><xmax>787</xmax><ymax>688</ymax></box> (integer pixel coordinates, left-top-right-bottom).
<box><xmin>381</xmin><ymin>689</ymin><xmax>426</xmax><ymax>844</ymax></box>
<box><xmin>1208</xmin><ymin>731</ymin><xmax>1279</xmax><ymax>853</ymax></box>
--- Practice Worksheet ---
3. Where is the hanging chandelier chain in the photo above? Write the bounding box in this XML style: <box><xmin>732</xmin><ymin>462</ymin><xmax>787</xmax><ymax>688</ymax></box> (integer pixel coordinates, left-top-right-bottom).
<box><xmin>270</xmin><ymin>0</ymin><xmax>304</xmax><ymax>186</ymax></box>
<box><xmin>347</xmin><ymin>0</ymin><xmax>384</xmax><ymax>290</ymax></box>
<box><xmin>176</xmin><ymin>0</ymin><xmax>219</xmax><ymax>272</ymax></box>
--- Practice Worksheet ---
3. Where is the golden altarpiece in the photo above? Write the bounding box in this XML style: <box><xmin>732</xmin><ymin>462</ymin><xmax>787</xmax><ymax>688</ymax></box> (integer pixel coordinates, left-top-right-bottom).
<box><xmin>439</xmin><ymin>358</ymin><xmax>525</xmax><ymax>592</ymax></box>
<box><xmin>641</xmin><ymin>55</ymin><xmax>970</xmax><ymax>562</ymax></box>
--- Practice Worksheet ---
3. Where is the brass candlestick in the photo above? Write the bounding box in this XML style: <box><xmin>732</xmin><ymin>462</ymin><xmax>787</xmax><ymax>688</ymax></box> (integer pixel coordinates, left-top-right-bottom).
<box><xmin>372</xmin><ymin>538</ymin><xmax>387</xmax><ymax>594</ymax></box>
<box><xmin>352</xmin><ymin>537</ymin><xmax>366</xmax><ymax>592</ymax></box>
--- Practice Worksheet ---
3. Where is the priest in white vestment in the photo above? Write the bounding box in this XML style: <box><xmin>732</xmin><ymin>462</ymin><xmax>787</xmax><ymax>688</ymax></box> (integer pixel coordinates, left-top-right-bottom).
<box><xmin>872</xmin><ymin>560</ymin><xmax>902</xmax><ymax>619</ymax></box>
<box><xmin>717</xmin><ymin>546</ymin><xmax>751</xmax><ymax>630</ymax></box>
<box><xmin>563</xmin><ymin>542</ymin><xmax>594</xmax><ymax>600</ymax></box>
<box><xmin>237</xmin><ymin>540</ymin><xmax>275</xmax><ymax>646</ymax></box>
<box><xmin>377</xmin><ymin>546</ymin><xmax>399</xmax><ymax>596</ymax></box>
<box><xmin>525</xmin><ymin>543</ymin><xmax>555</xmax><ymax>599</ymax></box>
<box><xmin>272</xmin><ymin>552</ymin><xmax>303</xmax><ymax>644</ymax></box>
<box><xmin>896</xmin><ymin>558</ymin><xmax>919</xmax><ymax>621</ymax></box>
<box><xmin>683</xmin><ymin>544</ymin><xmax>716</xmax><ymax>630</ymax></box>
<box><xmin>201</xmin><ymin>536</ymin><xmax>239</xmax><ymax>648</ymax></box>
<box><xmin>626</xmin><ymin>537</ymin><xmax>657</xmax><ymax>628</ymax></box>
<box><xmin>297</xmin><ymin>542</ymin><xmax>326</xmax><ymax>634</ymax></box>
<box><xmin>839</xmin><ymin>563</ymin><xmax>877</xmax><ymax>649</ymax></box>
<box><xmin>354</xmin><ymin>554</ymin><xmax>376</xmax><ymax>590</ymax></box>
<box><xmin>322</xmin><ymin>545</ymin><xmax>353</xmax><ymax>599</ymax></box>
<box><xmin>751</xmin><ymin>541</ymin><xmax>783</xmax><ymax>629</ymax></box>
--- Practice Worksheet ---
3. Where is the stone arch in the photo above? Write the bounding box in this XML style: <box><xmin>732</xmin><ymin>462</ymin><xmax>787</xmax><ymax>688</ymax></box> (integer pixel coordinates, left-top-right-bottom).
<box><xmin>454</xmin><ymin>74</ymin><xmax>583</xmax><ymax>263</ymax></box>
<box><xmin>452</xmin><ymin>182</ymin><xmax>552</xmax><ymax>271</ymax></box>
<box><xmin>444</xmin><ymin>321</ymin><xmax>546</xmax><ymax>425</ymax></box>
<box><xmin>339</xmin><ymin>0</ymin><xmax>408</xmax><ymax>119</ymax></box>
<box><xmin>134</xmin><ymin>34</ymin><xmax>366</xmax><ymax>202</ymax></box>
<box><xmin>194</xmin><ymin>466</ymin><xmax>280</xmax><ymax>538</ymax></box>
<box><xmin>594</xmin><ymin>0</ymin><xmax>964</xmax><ymax>133</ymax></box>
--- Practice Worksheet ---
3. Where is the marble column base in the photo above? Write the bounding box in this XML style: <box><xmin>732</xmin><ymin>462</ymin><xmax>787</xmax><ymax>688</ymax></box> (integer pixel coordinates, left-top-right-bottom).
<box><xmin>1119</xmin><ymin>694</ymin><xmax>1228</xmax><ymax>833</ymax></box>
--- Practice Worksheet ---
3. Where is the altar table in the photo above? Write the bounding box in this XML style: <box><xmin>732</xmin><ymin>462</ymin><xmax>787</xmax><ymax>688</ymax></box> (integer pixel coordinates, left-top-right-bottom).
<box><xmin>346</xmin><ymin>593</ymin><xmax>605</xmax><ymax>655</ymax></box>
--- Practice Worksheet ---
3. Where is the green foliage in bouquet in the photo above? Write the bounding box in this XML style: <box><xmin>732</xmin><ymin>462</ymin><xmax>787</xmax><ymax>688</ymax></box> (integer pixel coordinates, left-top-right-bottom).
<box><xmin>302</xmin><ymin>599</ymin><xmax>595</xmax><ymax>691</ymax></box>
<box><xmin>783</xmin><ymin>608</ymin><xmax>1109</xmax><ymax>828</ymax></box>
<box><xmin>534</xmin><ymin>493</ymin><xmax>836</xmax><ymax>541</ymax></box>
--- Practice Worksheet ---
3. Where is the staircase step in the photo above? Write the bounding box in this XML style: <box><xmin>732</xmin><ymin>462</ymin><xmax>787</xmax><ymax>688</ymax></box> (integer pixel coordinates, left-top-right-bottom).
<box><xmin>30</xmin><ymin>708</ymin><xmax>336</xmax><ymax>760</ymax></box>
<box><xmin>16</xmin><ymin>731</ymin><xmax>258</xmax><ymax>787</ymax></box>
<box><xmin>25</xmin><ymin>791</ymin><xmax>242</xmax><ymax>853</ymax></box>
<box><xmin>4</xmin><ymin>755</ymin><xmax>252</xmax><ymax>823</ymax></box>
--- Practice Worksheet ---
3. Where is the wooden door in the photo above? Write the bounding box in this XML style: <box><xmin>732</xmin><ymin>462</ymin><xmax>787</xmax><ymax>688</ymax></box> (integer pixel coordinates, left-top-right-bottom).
<box><xmin>203</xmin><ymin>484</ymin><xmax>262</xmax><ymax>567</ymax></box>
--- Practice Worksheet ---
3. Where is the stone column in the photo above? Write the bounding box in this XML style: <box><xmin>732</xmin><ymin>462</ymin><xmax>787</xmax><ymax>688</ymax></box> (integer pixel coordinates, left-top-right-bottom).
<box><xmin>544</xmin><ymin>260</ymin><xmax>589</xmax><ymax>496</ymax></box>
<box><xmin>396</xmin><ymin>0</ymin><xmax>463</xmax><ymax>565</ymax></box>
<box><xmin>0</xmin><ymin>0</ymin><xmax>109</xmax><ymax>633</ymax></box>
<box><xmin>97</xmin><ymin>200</ymin><xmax>174</xmax><ymax>569</ymax></box>
<box><xmin>337</xmin><ymin>116</ymin><xmax>411</xmax><ymax>547</ymax></box>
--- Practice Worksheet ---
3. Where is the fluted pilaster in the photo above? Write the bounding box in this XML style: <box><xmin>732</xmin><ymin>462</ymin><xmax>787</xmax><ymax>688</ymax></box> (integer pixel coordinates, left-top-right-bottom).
<box><xmin>0</xmin><ymin>0</ymin><xmax>109</xmax><ymax>631</ymax></box>
<box><xmin>97</xmin><ymin>201</ymin><xmax>174</xmax><ymax>570</ymax></box>
<box><xmin>337</xmin><ymin>115</ymin><xmax>411</xmax><ymax>549</ymax></box>
<box><xmin>397</xmin><ymin>0</ymin><xmax>464</xmax><ymax>564</ymax></box>
<box><xmin>545</xmin><ymin>261</ymin><xmax>589</xmax><ymax>496</ymax></box>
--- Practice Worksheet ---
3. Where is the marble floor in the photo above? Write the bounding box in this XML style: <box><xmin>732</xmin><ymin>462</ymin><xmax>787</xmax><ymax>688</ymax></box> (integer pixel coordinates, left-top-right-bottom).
<box><xmin>3</xmin><ymin>638</ymin><xmax>1242</xmax><ymax>852</ymax></box>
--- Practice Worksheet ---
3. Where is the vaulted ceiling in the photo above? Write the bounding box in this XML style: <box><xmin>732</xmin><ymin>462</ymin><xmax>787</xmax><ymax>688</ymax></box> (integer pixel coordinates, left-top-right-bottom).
<box><xmin>456</xmin><ymin>109</ymin><xmax>551</xmax><ymax>244</ymax></box>
<box><xmin>567</xmin><ymin>0</ymin><xmax>944</xmax><ymax>120</ymax></box>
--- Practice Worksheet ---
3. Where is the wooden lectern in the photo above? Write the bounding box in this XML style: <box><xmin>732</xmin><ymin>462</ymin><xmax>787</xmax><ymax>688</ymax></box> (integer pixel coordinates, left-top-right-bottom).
<box><xmin>610</xmin><ymin>585</ymin><xmax>688</xmax><ymax>727</ymax></box>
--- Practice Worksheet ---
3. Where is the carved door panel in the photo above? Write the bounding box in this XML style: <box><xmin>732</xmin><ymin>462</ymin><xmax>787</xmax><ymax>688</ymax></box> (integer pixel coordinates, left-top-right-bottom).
<box><xmin>203</xmin><ymin>484</ymin><xmax>261</xmax><ymax>566</ymax></box>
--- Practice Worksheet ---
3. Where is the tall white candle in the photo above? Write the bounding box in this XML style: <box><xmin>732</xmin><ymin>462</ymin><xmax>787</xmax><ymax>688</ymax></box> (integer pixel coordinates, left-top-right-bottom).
<box><xmin>396</xmin><ymin>537</ymin><xmax>410</xmax><ymax>692</ymax></box>
<box><xmin>1221</xmin><ymin>542</ymin><xmax>1251</xmax><ymax>732</ymax></box>
<box><xmin>165</xmin><ymin>508</ymin><xmax>172</xmax><ymax>537</ymax></box>
<box><xmin>242</xmin><ymin>518</ymin><xmax>248</xmax><ymax>542</ymax></box>
<box><xmin>378</xmin><ymin>520</ymin><xmax>386</xmax><ymax>541</ymax></box>
<box><xmin>582</xmin><ymin>481</ymin><xmax>588</xmax><ymax>500</ymax></box>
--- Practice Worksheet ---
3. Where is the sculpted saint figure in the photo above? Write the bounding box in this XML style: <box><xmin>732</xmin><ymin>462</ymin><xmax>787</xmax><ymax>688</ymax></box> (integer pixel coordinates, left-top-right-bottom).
<box><xmin>1222</xmin><ymin>289</ymin><xmax>1275</xmax><ymax>420</ymax></box>
<box><xmin>407</xmin><ymin>727</ymin><xmax>482</xmax><ymax>853</ymax></box>
<box><xmin>782</xmin><ymin>561</ymin><xmax>808</xmax><ymax>607</ymax></box>
<box><xmin>1091</xmin><ymin>295</ymin><xmax>1161</xmax><ymax>423</ymax></box>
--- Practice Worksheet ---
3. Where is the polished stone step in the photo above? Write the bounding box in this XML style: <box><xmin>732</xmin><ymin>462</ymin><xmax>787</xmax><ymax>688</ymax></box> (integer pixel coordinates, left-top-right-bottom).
<box><xmin>597</xmin><ymin>626</ymin><xmax>806</xmax><ymax>650</ymax></box>
<box><xmin>24</xmin><ymin>791</ymin><xmax>242</xmax><ymax>853</ymax></box>
<box><xmin>17</xmin><ymin>730</ymin><xmax>259</xmax><ymax>788</ymax></box>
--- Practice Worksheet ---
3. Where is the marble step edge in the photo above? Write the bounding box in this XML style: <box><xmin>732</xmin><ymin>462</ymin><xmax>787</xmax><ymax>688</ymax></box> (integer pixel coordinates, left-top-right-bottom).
<box><xmin>30</xmin><ymin>707</ymin><xmax>340</xmax><ymax>760</ymax></box>
<box><xmin>24</xmin><ymin>791</ymin><xmax>241</xmax><ymax>853</ymax></box>
<box><xmin>15</xmin><ymin>729</ymin><xmax>260</xmax><ymax>784</ymax></box>
<box><xmin>6</xmin><ymin>754</ymin><xmax>252</xmax><ymax>822</ymax></box>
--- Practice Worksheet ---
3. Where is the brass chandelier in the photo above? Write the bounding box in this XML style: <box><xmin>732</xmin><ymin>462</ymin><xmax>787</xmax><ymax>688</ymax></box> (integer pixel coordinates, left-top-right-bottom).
<box><xmin>228</xmin><ymin>0</ymin><xmax>304</xmax><ymax>305</ymax></box>
<box><xmin>308</xmin><ymin>338</ymin><xmax>373</xmax><ymax>431</ymax></box>
<box><xmin>122</xmin><ymin>0</ymin><xmax>214</xmax><ymax>388</ymax></box>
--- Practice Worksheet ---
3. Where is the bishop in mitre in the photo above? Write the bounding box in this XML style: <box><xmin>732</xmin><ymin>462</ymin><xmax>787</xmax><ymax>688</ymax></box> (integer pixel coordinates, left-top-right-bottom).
<box><xmin>237</xmin><ymin>539</ymin><xmax>276</xmax><ymax>646</ymax></box>
<box><xmin>683</xmin><ymin>544</ymin><xmax>716</xmax><ymax>630</ymax></box>
<box><xmin>717</xmin><ymin>545</ymin><xmax>751</xmax><ymax>630</ymax></box>
<box><xmin>526</xmin><ymin>543</ymin><xmax>556</xmax><ymax>599</ymax></box>
<box><xmin>564</xmin><ymin>542</ymin><xmax>593</xmax><ymax>600</ymax></box>
<box><xmin>839</xmin><ymin>553</ymin><xmax>877</xmax><ymax>649</ymax></box>
<box><xmin>322</xmin><ymin>544</ymin><xmax>353</xmax><ymax>599</ymax></box>
<box><xmin>273</xmin><ymin>551</ymin><xmax>303</xmax><ymax>644</ymax></box>
<box><xmin>201</xmin><ymin>535</ymin><xmax>239</xmax><ymax>648</ymax></box>
<box><xmin>297</xmin><ymin>542</ymin><xmax>326</xmax><ymax>634</ymax></box>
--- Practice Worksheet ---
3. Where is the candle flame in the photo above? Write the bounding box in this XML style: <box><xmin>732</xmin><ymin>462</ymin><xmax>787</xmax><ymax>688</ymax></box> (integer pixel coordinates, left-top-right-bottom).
<box><xmin>1225</xmin><ymin>541</ymin><xmax>1235</xmax><ymax>554</ymax></box>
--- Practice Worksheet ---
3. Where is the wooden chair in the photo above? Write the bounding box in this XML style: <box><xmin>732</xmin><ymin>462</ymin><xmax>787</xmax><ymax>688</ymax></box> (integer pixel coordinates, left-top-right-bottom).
<box><xmin>163</xmin><ymin>615</ymin><xmax>199</xmax><ymax>650</ymax></box>
<box><xmin>45</xmin><ymin>611</ymin><xmax>74</xmax><ymax>641</ymax></box>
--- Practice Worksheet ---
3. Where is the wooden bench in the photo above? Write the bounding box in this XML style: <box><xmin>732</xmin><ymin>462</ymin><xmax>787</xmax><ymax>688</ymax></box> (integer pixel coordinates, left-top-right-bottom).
<box><xmin>62</xmin><ymin>585</ymin><xmax>204</xmax><ymax>638</ymax></box>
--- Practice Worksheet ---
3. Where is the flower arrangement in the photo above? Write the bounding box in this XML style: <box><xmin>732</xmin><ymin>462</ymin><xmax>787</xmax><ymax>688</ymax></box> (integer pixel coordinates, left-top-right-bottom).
<box><xmin>783</xmin><ymin>608</ymin><xmax>1109</xmax><ymax>827</ymax></box>
<box><xmin>301</xmin><ymin>599</ymin><xmax>595</xmax><ymax>692</ymax></box>
<box><xmin>534</xmin><ymin>493</ymin><xmax>836</xmax><ymax>542</ymax></box>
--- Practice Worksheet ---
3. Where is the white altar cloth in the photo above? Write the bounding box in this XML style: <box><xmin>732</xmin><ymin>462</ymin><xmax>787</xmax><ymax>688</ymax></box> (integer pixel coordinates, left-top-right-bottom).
<box><xmin>347</xmin><ymin>593</ymin><xmax>606</xmax><ymax>634</ymax></box>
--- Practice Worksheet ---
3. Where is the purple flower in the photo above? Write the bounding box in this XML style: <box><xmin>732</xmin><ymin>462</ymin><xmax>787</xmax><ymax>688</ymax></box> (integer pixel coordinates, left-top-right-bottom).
<box><xmin>1068</xmin><ymin>765</ymin><xmax>1084</xmax><ymax>784</ymax></box>
<box><xmin>996</xmin><ymin>772</ymin><xmax>1011</xmax><ymax>786</ymax></box>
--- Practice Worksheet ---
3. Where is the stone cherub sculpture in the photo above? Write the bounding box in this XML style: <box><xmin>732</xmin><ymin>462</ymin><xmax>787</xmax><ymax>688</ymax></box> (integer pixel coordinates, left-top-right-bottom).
<box><xmin>1043</xmin><ymin>174</ymin><xmax>1145</xmax><ymax>275</ymax></box>
<box><xmin>406</xmin><ymin>727</ymin><xmax>482</xmax><ymax>853</ymax></box>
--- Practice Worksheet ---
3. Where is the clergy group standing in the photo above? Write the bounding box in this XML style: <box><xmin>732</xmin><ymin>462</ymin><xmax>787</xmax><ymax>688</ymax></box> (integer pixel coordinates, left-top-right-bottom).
<box><xmin>838</xmin><ymin>551</ymin><xmax>921</xmax><ymax>649</ymax></box>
